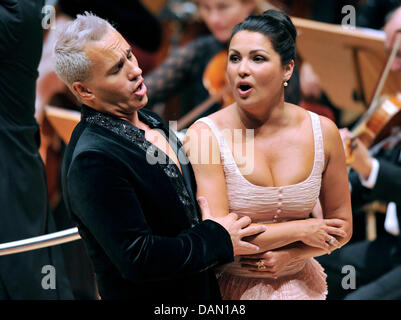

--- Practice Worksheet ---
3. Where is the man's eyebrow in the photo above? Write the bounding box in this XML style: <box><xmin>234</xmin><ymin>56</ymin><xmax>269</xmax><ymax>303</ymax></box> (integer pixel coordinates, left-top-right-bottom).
<box><xmin>107</xmin><ymin>48</ymin><xmax>132</xmax><ymax>73</ymax></box>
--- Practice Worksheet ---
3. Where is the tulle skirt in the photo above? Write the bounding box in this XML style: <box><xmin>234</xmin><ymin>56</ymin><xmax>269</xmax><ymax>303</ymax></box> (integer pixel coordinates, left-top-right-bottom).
<box><xmin>217</xmin><ymin>258</ymin><xmax>327</xmax><ymax>300</ymax></box>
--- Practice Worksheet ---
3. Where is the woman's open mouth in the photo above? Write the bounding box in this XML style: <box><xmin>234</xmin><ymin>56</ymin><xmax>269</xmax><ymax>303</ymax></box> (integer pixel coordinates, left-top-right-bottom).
<box><xmin>237</xmin><ymin>83</ymin><xmax>253</xmax><ymax>98</ymax></box>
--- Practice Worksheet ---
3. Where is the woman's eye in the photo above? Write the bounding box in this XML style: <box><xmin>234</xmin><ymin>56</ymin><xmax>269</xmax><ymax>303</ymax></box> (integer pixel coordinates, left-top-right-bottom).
<box><xmin>253</xmin><ymin>55</ymin><xmax>266</xmax><ymax>62</ymax></box>
<box><xmin>229</xmin><ymin>55</ymin><xmax>240</xmax><ymax>63</ymax></box>
<box><xmin>127</xmin><ymin>54</ymin><xmax>133</xmax><ymax>60</ymax></box>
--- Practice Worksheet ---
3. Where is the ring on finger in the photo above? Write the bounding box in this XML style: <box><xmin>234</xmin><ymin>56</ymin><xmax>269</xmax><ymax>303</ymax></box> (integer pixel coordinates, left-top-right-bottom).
<box><xmin>256</xmin><ymin>259</ymin><xmax>266</xmax><ymax>270</ymax></box>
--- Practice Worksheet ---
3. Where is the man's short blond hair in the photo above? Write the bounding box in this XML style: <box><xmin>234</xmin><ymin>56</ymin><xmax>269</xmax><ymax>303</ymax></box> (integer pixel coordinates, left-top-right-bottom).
<box><xmin>53</xmin><ymin>12</ymin><xmax>115</xmax><ymax>94</ymax></box>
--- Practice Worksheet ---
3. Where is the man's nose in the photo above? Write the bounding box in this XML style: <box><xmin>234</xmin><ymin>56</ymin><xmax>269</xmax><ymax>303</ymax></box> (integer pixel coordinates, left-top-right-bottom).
<box><xmin>128</xmin><ymin>62</ymin><xmax>142</xmax><ymax>81</ymax></box>
<box><xmin>209</xmin><ymin>10</ymin><xmax>221</xmax><ymax>26</ymax></box>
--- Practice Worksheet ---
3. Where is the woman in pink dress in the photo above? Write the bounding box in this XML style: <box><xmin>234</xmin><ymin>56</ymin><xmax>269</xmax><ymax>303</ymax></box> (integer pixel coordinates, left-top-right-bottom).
<box><xmin>184</xmin><ymin>10</ymin><xmax>353</xmax><ymax>300</ymax></box>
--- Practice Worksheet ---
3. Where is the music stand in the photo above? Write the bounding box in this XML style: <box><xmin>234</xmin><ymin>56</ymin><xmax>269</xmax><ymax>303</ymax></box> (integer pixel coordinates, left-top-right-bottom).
<box><xmin>44</xmin><ymin>105</ymin><xmax>80</xmax><ymax>144</ymax></box>
<box><xmin>292</xmin><ymin>17</ymin><xmax>401</xmax><ymax>124</ymax></box>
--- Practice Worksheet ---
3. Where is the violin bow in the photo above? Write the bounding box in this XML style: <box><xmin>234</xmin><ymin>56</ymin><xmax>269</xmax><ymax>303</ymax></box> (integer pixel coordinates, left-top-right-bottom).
<box><xmin>353</xmin><ymin>30</ymin><xmax>401</xmax><ymax>130</ymax></box>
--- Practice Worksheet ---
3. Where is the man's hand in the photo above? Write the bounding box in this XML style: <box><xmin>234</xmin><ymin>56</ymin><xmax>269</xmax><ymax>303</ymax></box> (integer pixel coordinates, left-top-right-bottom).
<box><xmin>198</xmin><ymin>197</ymin><xmax>266</xmax><ymax>256</ymax></box>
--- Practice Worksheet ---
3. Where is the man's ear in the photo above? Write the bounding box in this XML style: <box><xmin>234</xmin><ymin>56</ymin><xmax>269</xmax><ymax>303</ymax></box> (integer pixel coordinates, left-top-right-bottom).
<box><xmin>283</xmin><ymin>60</ymin><xmax>295</xmax><ymax>82</ymax></box>
<box><xmin>72</xmin><ymin>82</ymin><xmax>95</xmax><ymax>102</ymax></box>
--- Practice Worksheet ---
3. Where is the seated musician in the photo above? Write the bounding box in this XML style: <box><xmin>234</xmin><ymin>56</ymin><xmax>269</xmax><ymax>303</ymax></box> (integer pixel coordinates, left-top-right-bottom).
<box><xmin>316</xmin><ymin>6</ymin><xmax>401</xmax><ymax>300</ymax></box>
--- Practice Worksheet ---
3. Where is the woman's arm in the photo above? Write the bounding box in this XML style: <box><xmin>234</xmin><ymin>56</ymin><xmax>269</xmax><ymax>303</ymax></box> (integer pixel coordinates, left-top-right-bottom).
<box><xmin>185</xmin><ymin>121</ymin><xmax>347</xmax><ymax>254</ymax></box>
<box><xmin>288</xmin><ymin>116</ymin><xmax>353</xmax><ymax>260</ymax></box>
<box><xmin>318</xmin><ymin>116</ymin><xmax>353</xmax><ymax>245</ymax></box>
<box><xmin>281</xmin><ymin>116</ymin><xmax>353</xmax><ymax>260</ymax></box>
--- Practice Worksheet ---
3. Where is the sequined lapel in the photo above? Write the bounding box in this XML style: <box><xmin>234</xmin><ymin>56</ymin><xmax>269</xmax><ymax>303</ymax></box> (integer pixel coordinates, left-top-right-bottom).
<box><xmin>80</xmin><ymin>105</ymin><xmax>200</xmax><ymax>226</ymax></box>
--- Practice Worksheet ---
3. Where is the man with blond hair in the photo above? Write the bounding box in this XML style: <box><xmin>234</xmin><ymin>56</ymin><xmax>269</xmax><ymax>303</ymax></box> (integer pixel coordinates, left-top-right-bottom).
<box><xmin>56</xmin><ymin>13</ymin><xmax>265</xmax><ymax>300</ymax></box>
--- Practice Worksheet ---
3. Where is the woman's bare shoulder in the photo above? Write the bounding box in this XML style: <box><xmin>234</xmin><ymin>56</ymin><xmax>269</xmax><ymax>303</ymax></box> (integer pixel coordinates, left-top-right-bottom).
<box><xmin>288</xmin><ymin>103</ymin><xmax>339</xmax><ymax>137</ymax></box>
<box><xmin>186</xmin><ymin>105</ymin><xmax>233</xmax><ymax>133</ymax></box>
<box><xmin>207</xmin><ymin>104</ymin><xmax>237</xmax><ymax>128</ymax></box>
<box><xmin>287</xmin><ymin>105</ymin><xmax>341</xmax><ymax>152</ymax></box>
<box><xmin>285</xmin><ymin>103</ymin><xmax>311</xmax><ymax>127</ymax></box>
<box><xmin>315</xmin><ymin>114</ymin><xmax>344</xmax><ymax>169</ymax></box>
<box><xmin>318</xmin><ymin>114</ymin><xmax>340</xmax><ymax>141</ymax></box>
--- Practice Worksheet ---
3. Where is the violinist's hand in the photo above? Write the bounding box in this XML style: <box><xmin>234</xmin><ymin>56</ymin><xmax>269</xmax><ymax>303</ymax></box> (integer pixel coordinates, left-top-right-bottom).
<box><xmin>339</xmin><ymin>128</ymin><xmax>372</xmax><ymax>179</ymax></box>
<box><xmin>339</xmin><ymin>128</ymin><xmax>355</xmax><ymax>165</ymax></box>
<box><xmin>339</xmin><ymin>128</ymin><xmax>352</xmax><ymax>142</ymax></box>
<box><xmin>349</xmin><ymin>138</ymin><xmax>373</xmax><ymax>180</ymax></box>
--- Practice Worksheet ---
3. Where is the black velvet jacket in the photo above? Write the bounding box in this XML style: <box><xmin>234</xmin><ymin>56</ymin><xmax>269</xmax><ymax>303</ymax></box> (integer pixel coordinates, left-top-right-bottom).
<box><xmin>61</xmin><ymin>105</ymin><xmax>234</xmax><ymax>300</ymax></box>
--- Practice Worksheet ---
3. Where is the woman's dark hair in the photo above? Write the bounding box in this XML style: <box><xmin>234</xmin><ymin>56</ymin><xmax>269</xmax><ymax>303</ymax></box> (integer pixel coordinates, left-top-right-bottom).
<box><xmin>230</xmin><ymin>9</ymin><xmax>297</xmax><ymax>65</ymax></box>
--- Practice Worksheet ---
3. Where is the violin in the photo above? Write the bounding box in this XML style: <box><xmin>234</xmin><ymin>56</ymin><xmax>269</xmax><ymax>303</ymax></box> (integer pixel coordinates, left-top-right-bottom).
<box><xmin>177</xmin><ymin>49</ymin><xmax>233</xmax><ymax>130</ymax></box>
<box><xmin>203</xmin><ymin>50</ymin><xmax>234</xmax><ymax>108</ymax></box>
<box><xmin>345</xmin><ymin>31</ymin><xmax>401</xmax><ymax>164</ymax></box>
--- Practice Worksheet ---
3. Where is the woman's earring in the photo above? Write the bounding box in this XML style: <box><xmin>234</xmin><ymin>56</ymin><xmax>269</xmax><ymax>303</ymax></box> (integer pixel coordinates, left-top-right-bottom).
<box><xmin>283</xmin><ymin>81</ymin><xmax>288</xmax><ymax>87</ymax></box>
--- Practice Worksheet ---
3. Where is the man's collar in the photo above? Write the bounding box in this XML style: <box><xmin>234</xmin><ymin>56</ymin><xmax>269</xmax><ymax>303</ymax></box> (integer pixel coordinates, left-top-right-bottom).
<box><xmin>80</xmin><ymin>104</ymin><xmax>162</xmax><ymax>131</ymax></box>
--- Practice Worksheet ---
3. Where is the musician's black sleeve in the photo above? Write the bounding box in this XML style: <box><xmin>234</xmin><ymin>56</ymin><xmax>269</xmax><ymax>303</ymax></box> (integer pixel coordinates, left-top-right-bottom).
<box><xmin>371</xmin><ymin>158</ymin><xmax>401</xmax><ymax>205</ymax></box>
<box><xmin>349</xmin><ymin>147</ymin><xmax>401</xmax><ymax>209</ymax></box>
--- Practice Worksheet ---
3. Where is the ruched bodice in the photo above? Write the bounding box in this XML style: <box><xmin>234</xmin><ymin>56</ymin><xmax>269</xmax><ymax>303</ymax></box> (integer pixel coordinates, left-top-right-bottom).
<box><xmin>195</xmin><ymin>111</ymin><xmax>328</xmax><ymax>300</ymax></box>
<box><xmin>196</xmin><ymin>111</ymin><xmax>324</xmax><ymax>222</ymax></box>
